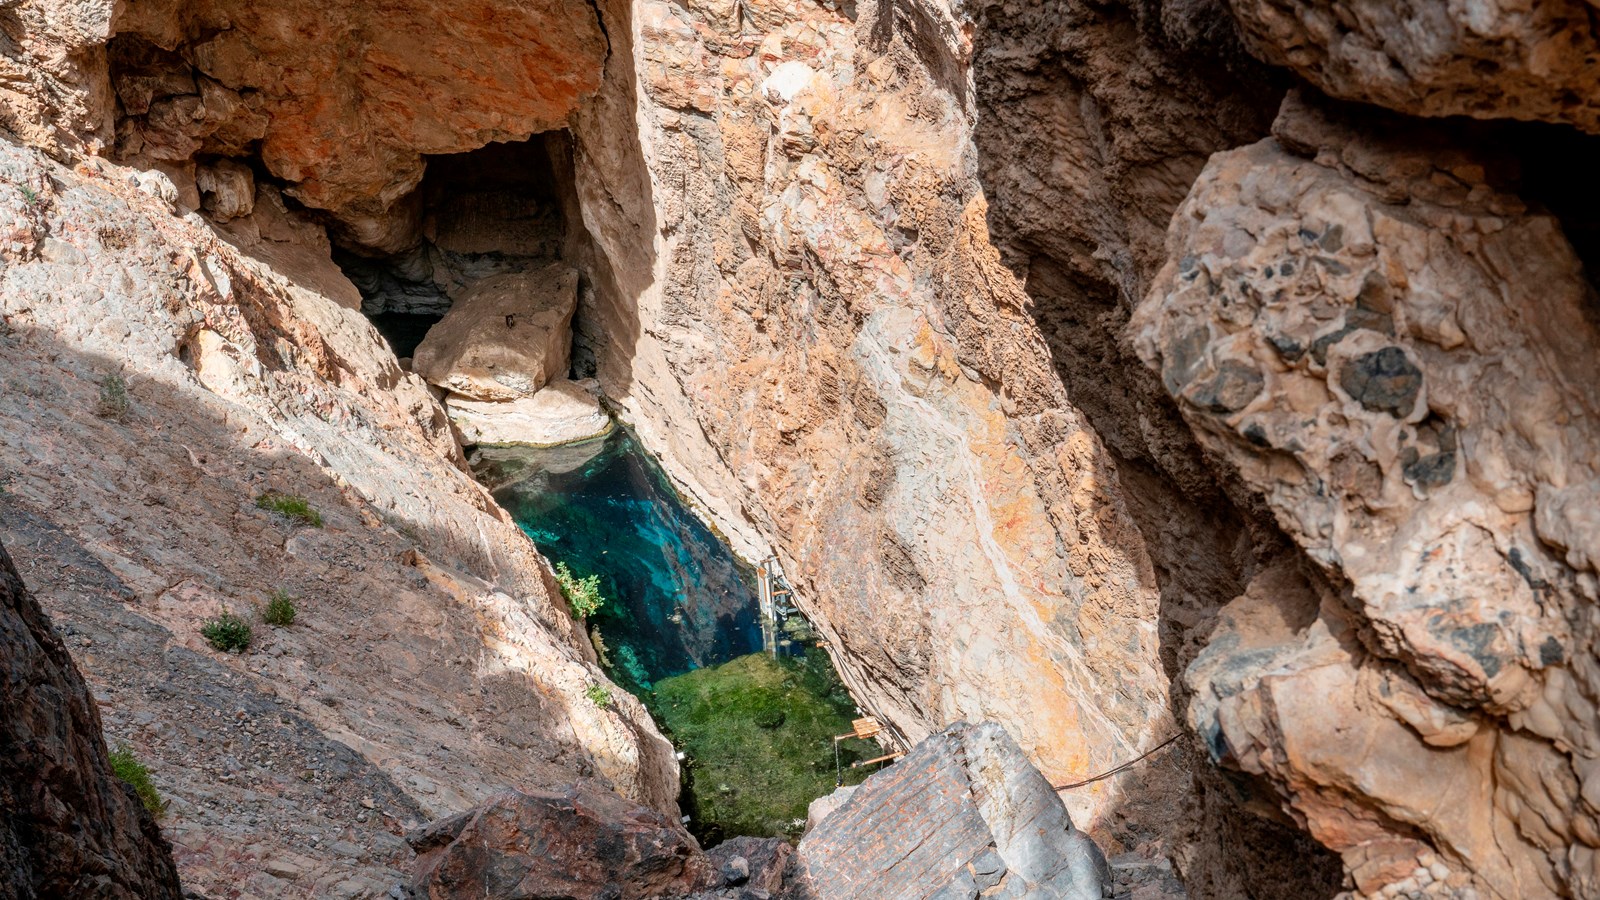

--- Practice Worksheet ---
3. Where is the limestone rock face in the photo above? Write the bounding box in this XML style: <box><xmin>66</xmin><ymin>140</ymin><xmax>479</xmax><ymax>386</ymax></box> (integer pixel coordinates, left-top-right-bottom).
<box><xmin>571</xmin><ymin>0</ymin><xmax>1174</xmax><ymax>841</ymax></box>
<box><xmin>413</xmin><ymin>268</ymin><xmax>579</xmax><ymax>401</ymax></box>
<box><xmin>1133</xmin><ymin>96</ymin><xmax>1600</xmax><ymax>898</ymax></box>
<box><xmin>107</xmin><ymin>0</ymin><xmax>605</xmax><ymax>221</ymax></box>
<box><xmin>0</xmin><ymin>137</ymin><xmax>676</xmax><ymax>895</ymax></box>
<box><xmin>407</xmin><ymin>784</ymin><xmax>716</xmax><ymax>899</ymax></box>
<box><xmin>798</xmin><ymin>722</ymin><xmax>1108</xmax><ymax>899</ymax></box>
<box><xmin>0</xmin><ymin>538</ymin><xmax>183</xmax><ymax>900</ymax></box>
<box><xmin>1227</xmin><ymin>0</ymin><xmax>1600</xmax><ymax>132</ymax></box>
<box><xmin>445</xmin><ymin>379</ymin><xmax>613</xmax><ymax>447</ymax></box>
<box><xmin>0</xmin><ymin>0</ymin><xmax>118</xmax><ymax>155</ymax></box>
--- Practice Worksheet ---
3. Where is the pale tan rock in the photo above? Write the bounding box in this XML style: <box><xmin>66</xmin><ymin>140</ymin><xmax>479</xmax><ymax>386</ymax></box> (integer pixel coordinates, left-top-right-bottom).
<box><xmin>412</xmin><ymin>268</ymin><xmax>578</xmax><ymax>401</ymax></box>
<box><xmin>195</xmin><ymin>158</ymin><xmax>254</xmax><ymax>222</ymax></box>
<box><xmin>1228</xmin><ymin>0</ymin><xmax>1600</xmax><ymax>132</ymax></box>
<box><xmin>445</xmin><ymin>380</ymin><xmax>612</xmax><ymax>447</ymax></box>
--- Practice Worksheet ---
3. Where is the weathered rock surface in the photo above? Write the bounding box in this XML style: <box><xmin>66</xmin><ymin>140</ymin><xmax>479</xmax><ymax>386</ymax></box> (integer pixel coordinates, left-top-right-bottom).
<box><xmin>446</xmin><ymin>379</ymin><xmax>613</xmax><ymax>447</ymax></box>
<box><xmin>413</xmin><ymin>268</ymin><xmax>579</xmax><ymax>401</ymax></box>
<box><xmin>406</xmin><ymin>783</ymin><xmax>716</xmax><ymax>899</ymax></box>
<box><xmin>798</xmin><ymin>722</ymin><xmax>1108</xmax><ymax>899</ymax></box>
<box><xmin>966</xmin><ymin>5</ymin><xmax>1347</xmax><ymax>891</ymax></box>
<box><xmin>0</xmin><ymin>136</ymin><xmax>675</xmax><ymax>896</ymax></box>
<box><xmin>1228</xmin><ymin>0</ymin><xmax>1600</xmax><ymax>133</ymax></box>
<box><xmin>0</xmin><ymin>537</ymin><xmax>184</xmax><ymax>900</ymax></box>
<box><xmin>107</xmin><ymin>0</ymin><xmax>604</xmax><ymax>224</ymax></box>
<box><xmin>571</xmin><ymin>0</ymin><xmax>1176</xmax><ymax>846</ymax></box>
<box><xmin>1133</xmin><ymin>94</ymin><xmax>1600</xmax><ymax>897</ymax></box>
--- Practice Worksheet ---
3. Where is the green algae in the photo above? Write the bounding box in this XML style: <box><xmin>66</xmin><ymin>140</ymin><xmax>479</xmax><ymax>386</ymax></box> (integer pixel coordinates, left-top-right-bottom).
<box><xmin>652</xmin><ymin>652</ymin><xmax>879</xmax><ymax>843</ymax></box>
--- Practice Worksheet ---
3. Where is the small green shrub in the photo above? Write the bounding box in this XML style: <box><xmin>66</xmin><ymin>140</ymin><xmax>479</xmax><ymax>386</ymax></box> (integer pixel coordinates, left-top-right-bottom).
<box><xmin>554</xmin><ymin>562</ymin><xmax>606</xmax><ymax>618</ymax></box>
<box><xmin>201</xmin><ymin>611</ymin><xmax>252</xmax><ymax>653</ymax></box>
<box><xmin>95</xmin><ymin>373</ymin><xmax>130</xmax><ymax>421</ymax></box>
<box><xmin>255</xmin><ymin>491</ymin><xmax>323</xmax><ymax>527</ymax></box>
<box><xmin>585</xmin><ymin>683</ymin><xmax>613</xmax><ymax>708</ymax></box>
<box><xmin>108</xmin><ymin>746</ymin><xmax>165</xmax><ymax>818</ymax></box>
<box><xmin>263</xmin><ymin>590</ymin><xmax>297</xmax><ymax>627</ymax></box>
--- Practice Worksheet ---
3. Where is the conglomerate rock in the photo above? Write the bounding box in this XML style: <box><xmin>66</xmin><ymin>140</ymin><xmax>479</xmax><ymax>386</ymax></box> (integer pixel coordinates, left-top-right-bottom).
<box><xmin>0</xmin><ymin>537</ymin><xmax>183</xmax><ymax>900</ymax></box>
<box><xmin>1133</xmin><ymin>94</ymin><xmax>1600</xmax><ymax>898</ymax></box>
<box><xmin>1226</xmin><ymin>0</ymin><xmax>1600</xmax><ymax>133</ymax></box>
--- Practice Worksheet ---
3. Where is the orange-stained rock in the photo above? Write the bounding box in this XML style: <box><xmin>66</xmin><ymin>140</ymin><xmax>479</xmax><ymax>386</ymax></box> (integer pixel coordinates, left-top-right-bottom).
<box><xmin>108</xmin><ymin>0</ymin><xmax>605</xmax><ymax>225</ymax></box>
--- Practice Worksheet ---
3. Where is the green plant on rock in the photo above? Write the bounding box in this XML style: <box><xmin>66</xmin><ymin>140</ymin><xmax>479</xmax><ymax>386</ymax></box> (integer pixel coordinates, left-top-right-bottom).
<box><xmin>201</xmin><ymin>611</ymin><xmax>252</xmax><ymax>653</ymax></box>
<box><xmin>95</xmin><ymin>373</ymin><xmax>130</xmax><ymax>421</ymax></box>
<box><xmin>586</xmin><ymin>683</ymin><xmax>613</xmax><ymax>708</ymax></box>
<box><xmin>554</xmin><ymin>562</ymin><xmax>606</xmax><ymax>618</ymax></box>
<box><xmin>108</xmin><ymin>746</ymin><xmax>166</xmax><ymax>818</ymax></box>
<box><xmin>263</xmin><ymin>589</ymin><xmax>297</xmax><ymax>627</ymax></box>
<box><xmin>255</xmin><ymin>491</ymin><xmax>323</xmax><ymax>527</ymax></box>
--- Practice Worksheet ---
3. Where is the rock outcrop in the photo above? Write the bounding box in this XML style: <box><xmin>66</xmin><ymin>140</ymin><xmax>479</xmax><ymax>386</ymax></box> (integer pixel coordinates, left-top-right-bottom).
<box><xmin>401</xmin><ymin>722</ymin><xmax>1109</xmax><ymax>900</ymax></box>
<box><xmin>413</xmin><ymin>267</ymin><xmax>579</xmax><ymax>401</ymax></box>
<box><xmin>0</xmin><ymin>537</ymin><xmax>184</xmax><ymax>900</ymax></box>
<box><xmin>6</xmin><ymin>0</ymin><xmax>1600</xmax><ymax>896</ymax></box>
<box><xmin>1134</xmin><ymin>93</ymin><xmax>1600</xmax><ymax>898</ymax></box>
<box><xmin>570</xmin><ymin>0</ymin><xmax>1177</xmax><ymax>846</ymax></box>
<box><xmin>445</xmin><ymin>379</ymin><xmax>614</xmax><ymax>447</ymax></box>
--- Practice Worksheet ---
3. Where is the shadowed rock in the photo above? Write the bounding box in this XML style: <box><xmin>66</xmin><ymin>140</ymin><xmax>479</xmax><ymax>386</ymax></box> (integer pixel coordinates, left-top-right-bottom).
<box><xmin>0</xmin><ymin>538</ymin><xmax>183</xmax><ymax>899</ymax></box>
<box><xmin>406</xmin><ymin>783</ymin><xmax>715</xmax><ymax>899</ymax></box>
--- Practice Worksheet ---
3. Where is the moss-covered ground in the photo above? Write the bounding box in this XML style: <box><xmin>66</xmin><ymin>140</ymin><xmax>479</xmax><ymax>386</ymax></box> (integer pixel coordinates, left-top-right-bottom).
<box><xmin>651</xmin><ymin>651</ymin><xmax>879</xmax><ymax>843</ymax></box>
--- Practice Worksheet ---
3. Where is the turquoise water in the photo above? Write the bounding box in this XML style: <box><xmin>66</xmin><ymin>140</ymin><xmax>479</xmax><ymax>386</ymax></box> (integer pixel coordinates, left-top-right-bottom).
<box><xmin>476</xmin><ymin>429</ymin><xmax>764</xmax><ymax>691</ymax></box>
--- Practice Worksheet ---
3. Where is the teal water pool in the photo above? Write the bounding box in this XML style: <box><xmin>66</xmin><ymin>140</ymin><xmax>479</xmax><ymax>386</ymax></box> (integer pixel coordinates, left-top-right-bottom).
<box><xmin>475</xmin><ymin>428</ymin><xmax>764</xmax><ymax>691</ymax></box>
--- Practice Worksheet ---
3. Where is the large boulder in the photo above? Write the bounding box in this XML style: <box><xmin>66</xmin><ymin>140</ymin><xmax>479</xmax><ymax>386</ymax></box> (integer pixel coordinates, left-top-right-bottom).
<box><xmin>445</xmin><ymin>379</ymin><xmax>613</xmax><ymax>447</ymax></box>
<box><xmin>405</xmin><ymin>783</ymin><xmax>715</xmax><ymax>899</ymax></box>
<box><xmin>0</xmin><ymin>537</ymin><xmax>183</xmax><ymax>899</ymax></box>
<box><xmin>413</xmin><ymin>268</ymin><xmax>578</xmax><ymax>401</ymax></box>
<box><xmin>797</xmin><ymin>722</ymin><xmax>1109</xmax><ymax>899</ymax></box>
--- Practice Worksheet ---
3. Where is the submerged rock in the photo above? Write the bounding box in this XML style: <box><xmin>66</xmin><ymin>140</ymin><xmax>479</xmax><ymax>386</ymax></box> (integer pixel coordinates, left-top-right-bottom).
<box><xmin>445</xmin><ymin>378</ymin><xmax>612</xmax><ymax>447</ymax></box>
<box><xmin>413</xmin><ymin>267</ymin><xmax>578</xmax><ymax>401</ymax></box>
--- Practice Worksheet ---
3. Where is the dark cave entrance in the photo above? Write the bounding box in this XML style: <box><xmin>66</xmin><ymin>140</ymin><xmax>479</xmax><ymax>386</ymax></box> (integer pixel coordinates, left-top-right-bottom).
<box><xmin>334</xmin><ymin>135</ymin><xmax>577</xmax><ymax>360</ymax></box>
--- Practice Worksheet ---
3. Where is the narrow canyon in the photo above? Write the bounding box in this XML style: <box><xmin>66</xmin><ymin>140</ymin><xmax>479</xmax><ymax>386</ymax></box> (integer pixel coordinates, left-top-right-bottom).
<box><xmin>0</xmin><ymin>0</ymin><xmax>1596</xmax><ymax>898</ymax></box>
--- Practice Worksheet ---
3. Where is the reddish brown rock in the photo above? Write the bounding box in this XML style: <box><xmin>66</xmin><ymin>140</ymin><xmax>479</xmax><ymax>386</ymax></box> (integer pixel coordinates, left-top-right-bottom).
<box><xmin>0</xmin><ymin>538</ymin><xmax>183</xmax><ymax>900</ymax></box>
<box><xmin>407</xmin><ymin>784</ymin><xmax>715</xmax><ymax>899</ymax></box>
<box><xmin>108</xmin><ymin>0</ymin><xmax>605</xmax><ymax>225</ymax></box>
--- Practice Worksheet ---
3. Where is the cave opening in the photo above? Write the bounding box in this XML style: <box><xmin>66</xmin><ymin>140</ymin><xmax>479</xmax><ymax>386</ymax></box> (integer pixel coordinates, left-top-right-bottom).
<box><xmin>333</xmin><ymin>135</ymin><xmax>575</xmax><ymax>360</ymax></box>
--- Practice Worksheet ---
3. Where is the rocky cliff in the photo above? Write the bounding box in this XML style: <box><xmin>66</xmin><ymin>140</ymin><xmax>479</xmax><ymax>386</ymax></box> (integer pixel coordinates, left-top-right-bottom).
<box><xmin>1</xmin><ymin>0</ymin><xmax>1598</xmax><ymax>897</ymax></box>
